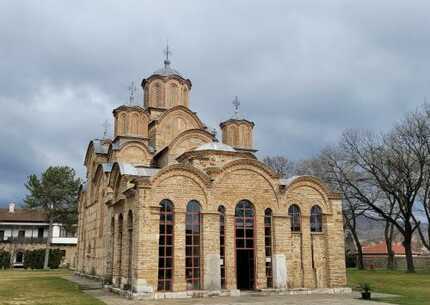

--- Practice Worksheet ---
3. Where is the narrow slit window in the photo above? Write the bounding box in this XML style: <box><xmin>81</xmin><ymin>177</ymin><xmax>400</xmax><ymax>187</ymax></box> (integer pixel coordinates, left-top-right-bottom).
<box><xmin>264</xmin><ymin>208</ymin><xmax>273</xmax><ymax>288</ymax></box>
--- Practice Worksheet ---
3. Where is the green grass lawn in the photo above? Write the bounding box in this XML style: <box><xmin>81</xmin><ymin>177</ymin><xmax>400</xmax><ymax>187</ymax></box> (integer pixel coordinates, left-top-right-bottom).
<box><xmin>348</xmin><ymin>269</ymin><xmax>430</xmax><ymax>305</ymax></box>
<box><xmin>0</xmin><ymin>269</ymin><xmax>105</xmax><ymax>305</ymax></box>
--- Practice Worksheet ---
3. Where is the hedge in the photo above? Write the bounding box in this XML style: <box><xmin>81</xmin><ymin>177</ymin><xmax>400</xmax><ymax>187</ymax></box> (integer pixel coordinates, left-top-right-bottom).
<box><xmin>0</xmin><ymin>250</ymin><xmax>11</xmax><ymax>269</ymax></box>
<box><xmin>23</xmin><ymin>248</ymin><xmax>64</xmax><ymax>269</ymax></box>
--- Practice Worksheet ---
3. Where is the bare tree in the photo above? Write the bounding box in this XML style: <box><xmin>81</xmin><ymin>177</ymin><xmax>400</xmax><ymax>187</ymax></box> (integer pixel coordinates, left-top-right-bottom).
<box><xmin>363</xmin><ymin>196</ymin><xmax>401</xmax><ymax>270</ymax></box>
<box><xmin>327</xmin><ymin>110</ymin><xmax>430</xmax><ymax>273</ymax></box>
<box><xmin>262</xmin><ymin>156</ymin><xmax>292</xmax><ymax>178</ymax></box>
<box><xmin>294</xmin><ymin>153</ymin><xmax>370</xmax><ymax>269</ymax></box>
<box><xmin>411</xmin><ymin>103</ymin><xmax>430</xmax><ymax>251</ymax></box>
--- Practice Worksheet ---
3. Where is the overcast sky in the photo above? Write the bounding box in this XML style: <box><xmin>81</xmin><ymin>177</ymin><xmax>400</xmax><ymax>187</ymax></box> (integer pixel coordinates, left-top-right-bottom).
<box><xmin>1</xmin><ymin>1</ymin><xmax>429</xmax><ymax>207</ymax></box>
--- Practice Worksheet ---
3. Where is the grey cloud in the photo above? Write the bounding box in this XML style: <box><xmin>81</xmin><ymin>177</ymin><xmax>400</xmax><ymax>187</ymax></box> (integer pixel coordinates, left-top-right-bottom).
<box><xmin>1</xmin><ymin>0</ymin><xmax>430</xmax><ymax>206</ymax></box>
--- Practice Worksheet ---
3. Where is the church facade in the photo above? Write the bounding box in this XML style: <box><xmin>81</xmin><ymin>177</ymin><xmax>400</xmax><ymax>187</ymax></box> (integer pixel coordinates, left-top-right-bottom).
<box><xmin>76</xmin><ymin>56</ymin><xmax>347</xmax><ymax>298</ymax></box>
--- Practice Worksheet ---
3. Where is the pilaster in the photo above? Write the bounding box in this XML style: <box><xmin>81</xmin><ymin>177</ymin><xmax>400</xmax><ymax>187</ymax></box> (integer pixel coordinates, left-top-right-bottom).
<box><xmin>202</xmin><ymin>211</ymin><xmax>221</xmax><ymax>290</ymax></box>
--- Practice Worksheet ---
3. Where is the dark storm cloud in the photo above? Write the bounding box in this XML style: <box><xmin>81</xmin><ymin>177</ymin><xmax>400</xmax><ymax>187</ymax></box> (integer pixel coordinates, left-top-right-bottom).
<box><xmin>1</xmin><ymin>0</ymin><xmax>430</xmax><ymax>206</ymax></box>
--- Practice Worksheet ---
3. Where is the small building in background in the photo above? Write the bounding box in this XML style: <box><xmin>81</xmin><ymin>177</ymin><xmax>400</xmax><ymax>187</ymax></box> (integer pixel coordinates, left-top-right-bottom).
<box><xmin>0</xmin><ymin>202</ymin><xmax>77</xmax><ymax>268</ymax></box>
<box><xmin>361</xmin><ymin>241</ymin><xmax>430</xmax><ymax>271</ymax></box>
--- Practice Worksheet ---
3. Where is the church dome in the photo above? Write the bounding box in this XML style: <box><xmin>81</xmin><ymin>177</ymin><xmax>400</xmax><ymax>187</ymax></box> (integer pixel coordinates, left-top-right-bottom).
<box><xmin>194</xmin><ymin>142</ymin><xmax>236</xmax><ymax>152</ymax></box>
<box><xmin>152</xmin><ymin>65</ymin><xmax>183</xmax><ymax>78</ymax></box>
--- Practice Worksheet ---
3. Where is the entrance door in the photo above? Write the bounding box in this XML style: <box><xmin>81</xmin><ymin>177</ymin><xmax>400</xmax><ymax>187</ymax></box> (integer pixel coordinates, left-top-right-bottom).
<box><xmin>235</xmin><ymin>200</ymin><xmax>255</xmax><ymax>290</ymax></box>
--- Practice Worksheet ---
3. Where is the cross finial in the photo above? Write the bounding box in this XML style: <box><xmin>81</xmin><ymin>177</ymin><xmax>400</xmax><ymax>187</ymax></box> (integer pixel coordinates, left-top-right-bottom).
<box><xmin>211</xmin><ymin>128</ymin><xmax>218</xmax><ymax>141</ymax></box>
<box><xmin>102</xmin><ymin>119</ymin><xmax>110</xmax><ymax>139</ymax></box>
<box><xmin>164</xmin><ymin>43</ymin><xmax>171</xmax><ymax>67</ymax></box>
<box><xmin>128</xmin><ymin>81</ymin><xmax>136</xmax><ymax>105</ymax></box>
<box><xmin>232</xmin><ymin>96</ymin><xmax>240</xmax><ymax>118</ymax></box>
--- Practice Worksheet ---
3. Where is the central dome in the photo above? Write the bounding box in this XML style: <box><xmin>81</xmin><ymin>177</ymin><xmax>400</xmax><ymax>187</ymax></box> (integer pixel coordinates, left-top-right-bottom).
<box><xmin>152</xmin><ymin>65</ymin><xmax>183</xmax><ymax>78</ymax></box>
<box><xmin>194</xmin><ymin>142</ymin><xmax>236</xmax><ymax>152</ymax></box>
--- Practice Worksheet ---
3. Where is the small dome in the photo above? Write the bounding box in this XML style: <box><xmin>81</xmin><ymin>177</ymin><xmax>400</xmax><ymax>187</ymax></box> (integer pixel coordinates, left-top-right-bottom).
<box><xmin>153</xmin><ymin>61</ymin><xmax>183</xmax><ymax>78</ymax></box>
<box><xmin>194</xmin><ymin>142</ymin><xmax>236</xmax><ymax>152</ymax></box>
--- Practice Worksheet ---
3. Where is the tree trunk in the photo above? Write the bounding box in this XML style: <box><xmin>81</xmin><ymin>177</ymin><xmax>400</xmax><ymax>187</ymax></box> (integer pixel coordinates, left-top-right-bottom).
<box><xmin>403</xmin><ymin>228</ymin><xmax>415</xmax><ymax>273</ymax></box>
<box><xmin>351</xmin><ymin>230</ymin><xmax>365</xmax><ymax>270</ymax></box>
<box><xmin>385</xmin><ymin>221</ymin><xmax>395</xmax><ymax>270</ymax></box>
<box><xmin>386</xmin><ymin>243</ymin><xmax>395</xmax><ymax>270</ymax></box>
<box><xmin>44</xmin><ymin>217</ymin><xmax>53</xmax><ymax>269</ymax></box>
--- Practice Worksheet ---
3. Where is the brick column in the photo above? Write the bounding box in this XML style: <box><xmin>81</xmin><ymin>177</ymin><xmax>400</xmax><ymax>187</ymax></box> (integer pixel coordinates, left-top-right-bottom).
<box><xmin>325</xmin><ymin>199</ymin><xmax>347</xmax><ymax>287</ymax></box>
<box><xmin>272</xmin><ymin>213</ymin><xmax>289</xmax><ymax>288</ymax></box>
<box><xmin>134</xmin><ymin>204</ymin><xmax>159</xmax><ymax>294</ymax></box>
<box><xmin>120</xmin><ymin>213</ymin><xmax>129</xmax><ymax>289</ymax></box>
<box><xmin>105</xmin><ymin>214</ymin><xmax>115</xmax><ymax>280</ymax></box>
<box><xmin>301</xmin><ymin>215</ymin><xmax>316</xmax><ymax>288</ymax></box>
<box><xmin>202</xmin><ymin>211</ymin><xmax>221</xmax><ymax>290</ymax></box>
<box><xmin>173</xmin><ymin>210</ymin><xmax>186</xmax><ymax>291</ymax></box>
<box><xmin>255</xmin><ymin>210</ymin><xmax>266</xmax><ymax>289</ymax></box>
<box><xmin>111</xmin><ymin>213</ymin><xmax>120</xmax><ymax>287</ymax></box>
<box><xmin>224</xmin><ymin>212</ymin><xmax>236</xmax><ymax>289</ymax></box>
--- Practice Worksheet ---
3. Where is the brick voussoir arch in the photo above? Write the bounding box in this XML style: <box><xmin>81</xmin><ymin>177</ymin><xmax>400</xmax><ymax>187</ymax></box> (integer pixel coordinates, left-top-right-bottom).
<box><xmin>156</xmin><ymin>105</ymin><xmax>205</xmax><ymax>128</ymax></box>
<box><xmin>151</xmin><ymin>164</ymin><xmax>211</xmax><ymax>209</ymax></box>
<box><xmin>108</xmin><ymin>162</ymin><xmax>122</xmax><ymax>189</ymax></box>
<box><xmin>222</xmin><ymin>158</ymin><xmax>279</xmax><ymax>179</ymax></box>
<box><xmin>215</xmin><ymin>158</ymin><xmax>280</xmax><ymax>209</ymax></box>
<box><xmin>285</xmin><ymin>176</ymin><xmax>332</xmax><ymax>214</ymax></box>
<box><xmin>117</xmin><ymin>141</ymin><xmax>152</xmax><ymax>159</ymax></box>
<box><xmin>168</xmin><ymin>128</ymin><xmax>214</xmax><ymax>150</ymax></box>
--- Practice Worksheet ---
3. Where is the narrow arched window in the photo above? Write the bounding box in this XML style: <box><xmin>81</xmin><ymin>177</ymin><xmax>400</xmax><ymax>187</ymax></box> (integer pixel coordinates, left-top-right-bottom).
<box><xmin>218</xmin><ymin>205</ymin><xmax>226</xmax><ymax>289</ymax></box>
<box><xmin>120</xmin><ymin>113</ymin><xmax>127</xmax><ymax>135</ymax></box>
<box><xmin>157</xmin><ymin>200</ymin><xmax>174</xmax><ymax>291</ymax></box>
<box><xmin>186</xmin><ymin>200</ymin><xmax>201</xmax><ymax>290</ymax></box>
<box><xmin>153</xmin><ymin>83</ymin><xmax>163</xmax><ymax>107</ymax></box>
<box><xmin>310</xmin><ymin>205</ymin><xmax>323</xmax><ymax>232</ymax></box>
<box><xmin>288</xmin><ymin>204</ymin><xmax>301</xmax><ymax>232</ymax></box>
<box><xmin>264</xmin><ymin>208</ymin><xmax>273</xmax><ymax>288</ymax></box>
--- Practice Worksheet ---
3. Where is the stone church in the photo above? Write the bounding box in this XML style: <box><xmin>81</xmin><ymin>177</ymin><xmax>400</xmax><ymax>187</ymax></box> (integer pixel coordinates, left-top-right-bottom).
<box><xmin>76</xmin><ymin>54</ymin><xmax>347</xmax><ymax>298</ymax></box>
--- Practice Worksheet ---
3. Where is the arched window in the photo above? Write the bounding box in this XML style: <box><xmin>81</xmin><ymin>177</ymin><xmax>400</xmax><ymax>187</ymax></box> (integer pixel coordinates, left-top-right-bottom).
<box><xmin>157</xmin><ymin>200</ymin><xmax>174</xmax><ymax>291</ymax></box>
<box><xmin>218</xmin><ymin>205</ymin><xmax>226</xmax><ymax>289</ymax></box>
<box><xmin>168</xmin><ymin>83</ymin><xmax>178</xmax><ymax>107</ymax></box>
<box><xmin>120</xmin><ymin>113</ymin><xmax>127</xmax><ymax>135</ymax></box>
<box><xmin>264</xmin><ymin>208</ymin><xmax>273</xmax><ymax>288</ymax></box>
<box><xmin>186</xmin><ymin>200</ymin><xmax>201</xmax><ymax>290</ymax></box>
<box><xmin>153</xmin><ymin>82</ymin><xmax>163</xmax><ymax>107</ymax></box>
<box><xmin>235</xmin><ymin>200</ymin><xmax>255</xmax><ymax>290</ymax></box>
<box><xmin>310</xmin><ymin>205</ymin><xmax>323</xmax><ymax>232</ymax></box>
<box><xmin>288</xmin><ymin>204</ymin><xmax>301</xmax><ymax>232</ymax></box>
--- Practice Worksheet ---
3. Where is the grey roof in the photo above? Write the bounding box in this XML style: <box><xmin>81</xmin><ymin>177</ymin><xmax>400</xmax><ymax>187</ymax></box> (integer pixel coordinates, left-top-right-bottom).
<box><xmin>117</xmin><ymin>163</ymin><xmax>159</xmax><ymax>177</ymax></box>
<box><xmin>93</xmin><ymin>139</ymin><xmax>109</xmax><ymax>154</ymax></box>
<box><xmin>279</xmin><ymin>176</ymin><xmax>300</xmax><ymax>186</ymax></box>
<box><xmin>152</xmin><ymin>61</ymin><xmax>183</xmax><ymax>78</ymax></box>
<box><xmin>194</xmin><ymin>142</ymin><xmax>236</xmax><ymax>152</ymax></box>
<box><xmin>102</xmin><ymin>163</ymin><xmax>113</xmax><ymax>173</ymax></box>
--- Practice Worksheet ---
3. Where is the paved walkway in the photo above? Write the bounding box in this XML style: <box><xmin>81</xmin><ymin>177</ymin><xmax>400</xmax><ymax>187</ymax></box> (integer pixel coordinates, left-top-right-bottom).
<box><xmin>84</xmin><ymin>289</ymin><xmax>394</xmax><ymax>305</ymax></box>
<box><xmin>66</xmin><ymin>274</ymin><xmax>394</xmax><ymax>305</ymax></box>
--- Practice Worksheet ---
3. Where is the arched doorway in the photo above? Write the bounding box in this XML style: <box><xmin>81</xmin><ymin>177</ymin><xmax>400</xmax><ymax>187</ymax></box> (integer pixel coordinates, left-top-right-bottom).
<box><xmin>235</xmin><ymin>200</ymin><xmax>255</xmax><ymax>290</ymax></box>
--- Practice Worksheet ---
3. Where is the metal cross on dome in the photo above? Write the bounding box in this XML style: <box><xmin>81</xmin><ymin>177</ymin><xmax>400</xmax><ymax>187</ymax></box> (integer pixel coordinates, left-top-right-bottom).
<box><xmin>164</xmin><ymin>43</ymin><xmax>172</xmax><ymax>66</ymax></box>
<box><xmin>232</xmin><ymin>96</ymin><xmax>240</xmax><ymax>118</ymax></box>
<box><xmin>128</xmin><ymin>81</ymin><xmax>136</xmax><ymax>105</ymax></box>
<box><xmin>102</xmin><ymin>119</ymin><xmax>110</xmax><ymax>139</ymax></box>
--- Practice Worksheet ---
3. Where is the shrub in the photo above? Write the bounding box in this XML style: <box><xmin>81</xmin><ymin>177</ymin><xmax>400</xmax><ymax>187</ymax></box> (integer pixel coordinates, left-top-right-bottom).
<box><xmin>0</xmin><ymin>250</ymin><xmax>11</xmax><ymax>269</ymax></box>
<box><xmin>23</xmin><ymin>248</ymin><xmax>64</xmax><ymax>269</ymax></box>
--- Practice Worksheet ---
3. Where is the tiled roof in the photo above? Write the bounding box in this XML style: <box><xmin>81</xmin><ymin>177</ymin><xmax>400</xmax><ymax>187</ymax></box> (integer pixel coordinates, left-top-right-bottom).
<box><xmin>362</xmin><ymin>241</ymin><xmax>420</xmax><ymax>255</ymax></box>
<box><xmin>0</xmin><ymin>208</ymin><xmax>48</xmax><ymax>222</ymax></box>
